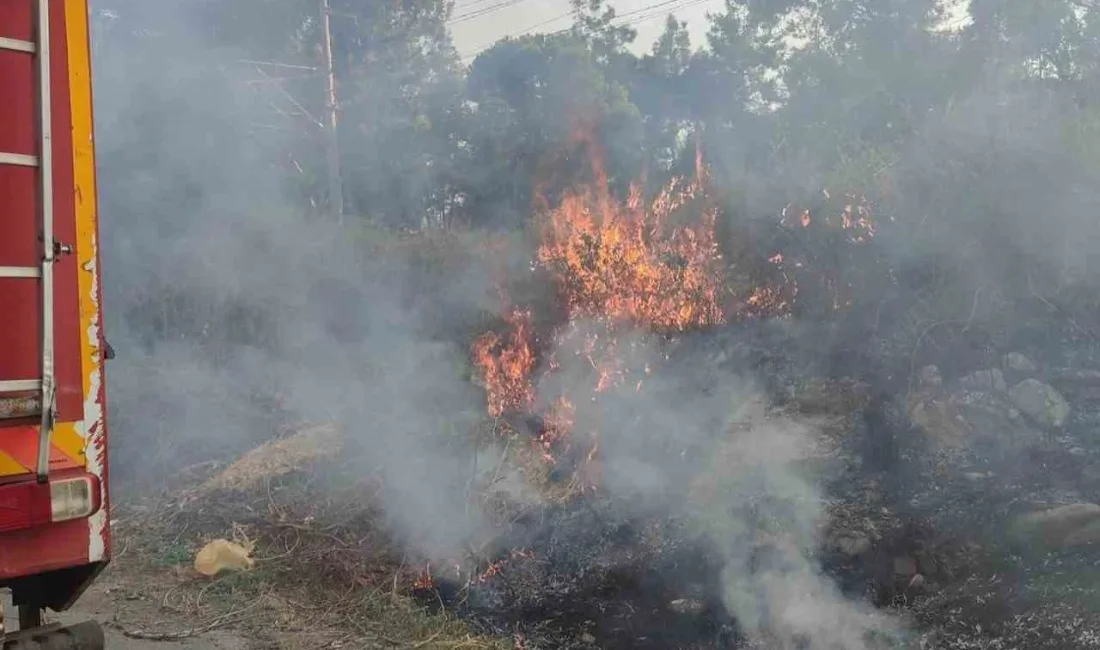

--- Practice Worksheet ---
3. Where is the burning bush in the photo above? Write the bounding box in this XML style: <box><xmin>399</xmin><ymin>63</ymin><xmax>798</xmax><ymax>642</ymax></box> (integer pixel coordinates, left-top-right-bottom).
<box><xmin>469</xmin><ymin>135</ymin><xmax>885</xmax><ymax>493</ymax></box>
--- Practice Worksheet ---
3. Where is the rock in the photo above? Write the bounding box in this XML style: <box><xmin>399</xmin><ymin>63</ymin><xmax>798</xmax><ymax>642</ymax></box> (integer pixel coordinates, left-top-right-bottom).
<box><xmin>1081</xmin><ymin>464</ymin><xmax>1100</xmax><ymax>488</ymax></box>
<box><xmin>1009</xmin><ymin>503</ymin><xmax>1100</xmax><ymax>549</ymax></box>
<box><xmin>918</xmin><ymin>365</ymin><xmax>942</xmax><ymax>389</ymax></box>
<box><xmin>1004</xmin><ymin>352</ymin><xmax>1038</xmax><ymax>374</ymax></box>
<box><xmin>909</xmin><ymin>366</ymin><xmax>980</xmax><ymax>448</ymax></box>
<box><xmin>1044</xmin><ymin>368</ymin><xmax>1100</xmax><ymax>400</ymax></box>
<box><xmin>579</xmin><ymin>632</ymin><xmax>597</xmax><ymax>644</ymax></box>
<box><xmin>951</xmin><ymin>390</ymin><xmax>1016</xmax><ymax>419</ymax></box>
<box><xmin>909</xmin><ymin>400</ymin><xmax>970</xmax><ymax>448</ymax></box>
<box><xmin>1047</xmin><ymin>368</ymin><xmax>1100</xmax><ymax>385</ymax></box>
<box><xmin>958</xmin><ymin>369</ymin><xmax>1006</xmax><ymax>393</ymax></box>
<box><xmin>908</xmin><ymin>385</ymin><xmax>971</xmax><ymax>449</ymax></box>
<box><xmin>668</xmin><ymin>599</ymin><xmax>706</xmax><ymax>615</ymax></box>
<box><xmin>787</xmin><ymin>378</ymin><xmax>872</xmax><ymax>415</ymax></box>
<box><xmin>830</xmin><ymin>531</ymin><xmax>872</xmax><ymax>557</ymax></box>
<box><xmin>952</xmin><ymin>390</ymin><xmax>1042</xmax><ymax>447</ymax></box>
<box><xmin>893</xmin><ymin>555</ymin><xmax>918</xmax><ymax>577</ymax></box>
<box><xmin>1008</xmin><ymin>379</ymin><xmax>1070</xmax><ymax>428</ymax></box>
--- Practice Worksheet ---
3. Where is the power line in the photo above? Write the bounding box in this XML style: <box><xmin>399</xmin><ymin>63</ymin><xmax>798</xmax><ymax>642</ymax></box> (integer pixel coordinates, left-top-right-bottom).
<box><xmin>518</xmin><ymin>8</ymin><xmax>575</xmax><ymax>31</ymax></box>
<box><xmin>612</xmin><ymin>0</ymin><xmax>698</xmax><ymax>22</ymax></box>
<box><xmin>615</xmin><ymin>0</ymin><xmax>719</xmax><ymax>28</ymax></box>
<box><xmin>458</xmin><ymin>0</ymin><xmax>721</xmax><ymax>61</ymax></box>
<box><xmin>448</xmin><ymin>0</ymin><xmax>538</xmax><ymax>25</ymax></box>
<box><xmin>459</xmin><ymin>9</ymin><xmax>574</xmax><ymax>58</ymax></box>
<box><xmin>454</xmin><ymin>0</ymin><xmax>514</xmax><ymax>8</ymax></box>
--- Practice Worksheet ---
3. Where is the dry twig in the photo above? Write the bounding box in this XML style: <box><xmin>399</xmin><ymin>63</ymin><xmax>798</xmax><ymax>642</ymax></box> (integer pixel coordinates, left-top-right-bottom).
<box><xmin>109</xmin><ymin>595</ymin><xmax>265</xmax><ymax>641</ymax></box>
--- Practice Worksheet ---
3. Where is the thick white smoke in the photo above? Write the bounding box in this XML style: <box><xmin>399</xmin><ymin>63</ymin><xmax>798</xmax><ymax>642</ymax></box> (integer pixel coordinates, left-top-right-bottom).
<box><xmin>92</xmin><ymin>2</ymin><xmax>907</xmax><ymax>645</ymax></box>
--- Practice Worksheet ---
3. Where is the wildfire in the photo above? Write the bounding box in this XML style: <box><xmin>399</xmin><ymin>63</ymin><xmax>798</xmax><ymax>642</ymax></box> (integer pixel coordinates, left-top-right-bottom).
<box><xmin>781</xmin><ymin>190</ymin><xmax>876</xmax><ymax>244</ymax></box>
<box><xmin>471</xmin><ymin>309</ymin><xmax>536</xmax><ymax>417</ymax></box>
<box><xmin>476</xmin><ymin>548</ymin><xmax>535</xmax><ymax>584</ymax></box>
<box><xmin>413</xmin><ymin>561</ymin><xmax>461</xmax><ymax>590</ymax></box>
<box><xmin>469</xmin><ymin>135</ymin><xmax>731</xmax><ymax>487</ymax></box>
<box><xmin>413</xmin><ymin>564</ymin><xmax>434</xmax><ymax>590</ymax></box>
<box><xmin>746</xmin><ymin>285</ymin><xmax>796</xmax><ymax>316</ymax></box>
<box><xmin>470</xmin><ymin>131</ymin><xmax>876</xmax><ymax>491</ymax></box>
<box><xmin>412</xmin><ymin>549</ymin><xmax>536</xmax><ymax>591</ymax></box>
<box><xmin>773</xmin><ymin>189</ymin><xmax>877</xmax><ymax>313</ymax></box>
<box><xmin>536</xmin><ymin>155</ymin><xmax>726</xmax><ymax>334</ymax></box>
<box><xmin>538</xmin><ymin>397</ymin><xmax>575</xmax><ymax>461</ymax></box>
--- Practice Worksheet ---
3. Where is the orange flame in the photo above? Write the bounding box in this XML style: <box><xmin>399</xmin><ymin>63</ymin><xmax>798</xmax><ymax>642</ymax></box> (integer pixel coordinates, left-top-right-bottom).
<box><xmin>539</xmin><ymin>397</ymin><xmax>575</xmax><ymax>454</ymax></box>
<box><xmin>470</xmin><ymin>135</ymin><xmax>730</xmax><ymax>486</ymax></box>
<box><xmin>411</xmin><ymin>549</ymin><xmax>537</xmax><ymax>592</ymax></box>
<box><xmin>413</xmin><ymin>563</ymin><xmax>434</xmax><ymax>590</ymax></box>
<box><xmin>472</xmin><ymin>309</ymin><xmax>536</xmax><ymax>417</ymax></box>
<box><xmin>475</xmin><ymin>548</ymin><xmax>536</xmax><ymax>584</ymax></box>
<box><xmin>536</xmin><ymin>162</ymin><xmax>726</xmax><ymax>334</ymax></box>
<box><xmin>470</xmin><ymin>130</ymin><xmax>832</xmax><ymax>491</ymax></box>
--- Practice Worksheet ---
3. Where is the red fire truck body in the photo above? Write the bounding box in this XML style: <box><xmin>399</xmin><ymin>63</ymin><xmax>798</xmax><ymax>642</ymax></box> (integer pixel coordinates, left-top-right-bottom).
<box><xmin>0</xmin><ymin>0</ymin><xmax>109</xmax><ymax>646</ymax></box>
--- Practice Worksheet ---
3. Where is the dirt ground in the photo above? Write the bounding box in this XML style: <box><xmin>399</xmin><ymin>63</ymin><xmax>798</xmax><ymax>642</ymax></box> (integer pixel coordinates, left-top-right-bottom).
<box><xmin>3</xmin><ymin>525</ymin><xmax>384</xmax><ymax>650</ymax></box>
<box><xmin>59</xmin><ymin>570</ymin><xmax>256</xmax><ymax>650</ymax></box>
<box><xmin>4</xmin><ymin>563</ymin><xmax>257</xmax><ymax>650</ymax></box>
<box><xmin>0</xmin><ymin>500</ymin><xmax>507</xmax><ymax>650</ymax></box>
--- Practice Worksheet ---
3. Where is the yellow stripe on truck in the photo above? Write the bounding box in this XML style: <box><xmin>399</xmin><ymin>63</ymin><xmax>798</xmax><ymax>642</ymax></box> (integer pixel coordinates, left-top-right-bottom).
<box><xmin>0</xmin><ymin>451</ymin><xmax>27</xmax><ymax>476</ymax></box>
<box><xmin>66</xmin><ymin>0</ymin><xmax>104</xmax><ymax>468</ymax></box>
<box><xmin>53</xmin><ymin>422</ymin><xmax>87</xmax><ymax>466</ymax></box>
<box><xmin>67</xmin><ymin>0</ymin><xmax>111</xmax><ymax>565</ymax></box>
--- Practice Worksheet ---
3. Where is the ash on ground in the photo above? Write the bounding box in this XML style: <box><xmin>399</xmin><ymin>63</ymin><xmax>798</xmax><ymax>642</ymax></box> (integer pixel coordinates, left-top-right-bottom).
<box><xmin>412</xmin><ymin>318</ymin><xmax>1100</xmax><ymax>650</ymax></box>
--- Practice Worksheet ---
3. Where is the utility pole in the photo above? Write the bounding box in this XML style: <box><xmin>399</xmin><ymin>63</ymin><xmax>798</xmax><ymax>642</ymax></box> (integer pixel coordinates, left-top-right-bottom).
<box><xmin>320</xmin><ymin>0</ymin><xmax>344</xmax><ymax>222</ymax></box>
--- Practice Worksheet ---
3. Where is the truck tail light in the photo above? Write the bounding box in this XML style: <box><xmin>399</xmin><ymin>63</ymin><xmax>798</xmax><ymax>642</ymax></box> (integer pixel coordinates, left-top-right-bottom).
<box><xmin>0</xmin><ymin>474</ymin><xmax>101</xmax><ymax>533</ymax></box>
<box><xmin>50</xmin><ymin>477</ymin><xmax>97</xmax><ymax>522</ymax></box>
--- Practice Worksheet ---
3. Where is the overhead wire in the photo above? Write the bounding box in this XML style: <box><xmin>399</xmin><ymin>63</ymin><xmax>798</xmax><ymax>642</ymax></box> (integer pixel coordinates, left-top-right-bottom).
<box><xmin>458</xmin><ymin>9</ymin><xmax>574</xmax><ymax>58</ymax></box>
<box><xmin>457</xmin><ymin>0</ymin><xmax>722</xmax><ymax>61</ymax></box>
<box><xmin>614</xmin><ymin>0</ymin><xmax>720</xmax><ymax>27</ymax></box>
<box><xmin>610</xmin><ymin>0</ymin><xmax>701</xmax><ymax>22</ymax></box>
<box><xmin>448</xmin><ymin>0</ymin><xmax>539</xmax><ymax>25</ymax></box>
<box><xmin>453</xmin><ymin>0</ymin><xmax>515</xmax><ymax>8</ymax></box>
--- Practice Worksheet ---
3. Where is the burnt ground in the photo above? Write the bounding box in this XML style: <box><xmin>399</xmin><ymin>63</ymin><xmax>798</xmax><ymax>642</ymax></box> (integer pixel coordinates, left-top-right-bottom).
<box><xmin>405</xmin><ymin>315</ymin><xmax>1100</xmax><ymax>650</ymax></box>
<box><xmin>95</xmin><ymin>311</ymin><xmax>1100</xmax><ymax>650</ymax></box>
<box><xmin>423</xmin><ymin>504</ymin><xmax>737</xmax><ymax>650</ymax></box>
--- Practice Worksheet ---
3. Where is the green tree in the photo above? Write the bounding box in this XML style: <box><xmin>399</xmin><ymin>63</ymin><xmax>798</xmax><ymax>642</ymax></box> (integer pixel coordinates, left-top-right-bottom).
<box><xmin>569</xmin><ymin>0</ymin><xmax>638</xmax><ymax>67</ymax></box>
<box><xmin>631</xmin><ymin>16</ymin><xmax>696</xmax><ymax>177</ymax></box>
<box><xmin>459</xmin><ymin>33</ymin><xmax>644</xmax><ymax>228</ymax></box>
<box><xmin>324</xmin><ymin>1</ymin><xmax>464</xmax><ymax>225</ymax></box>
<box><xmin>170</xmin><ymin>0</ymin><xmax>465</xmax><ymax>226</ymax></box>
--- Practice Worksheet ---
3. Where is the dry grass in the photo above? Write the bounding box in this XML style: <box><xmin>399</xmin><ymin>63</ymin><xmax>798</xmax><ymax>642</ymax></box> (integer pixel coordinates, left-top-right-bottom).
<box><xmin>108</xmin><ymin>375</ymin><xmax>882</xmax><ymax>649</ymax></box>
<box><xmin>198</xmin><ymin>423</ymin><xmax>344</xmax><ymax>493</ymax></box>
<box><xmin>112</xmin><ymin>433</ymin><xmax>512</xmax><ymax>650</ymax></box>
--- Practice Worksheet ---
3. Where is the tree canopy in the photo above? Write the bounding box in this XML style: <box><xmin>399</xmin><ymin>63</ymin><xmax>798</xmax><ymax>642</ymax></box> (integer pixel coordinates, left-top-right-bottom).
<box><xmin>91</xmin><ymin>0</ymin><xmax>1100</xmax><ymax>328</ymax></box>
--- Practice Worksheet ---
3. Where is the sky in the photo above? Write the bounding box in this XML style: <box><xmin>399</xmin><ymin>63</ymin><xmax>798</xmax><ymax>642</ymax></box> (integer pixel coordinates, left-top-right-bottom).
<box><xmin>448</xmin><ymin>0</ymin><xmax>728</xmax><ymax>61</ymax></box>
<box><xmin>448</xmin><ymin>0</ymin><xmax>975</xmax><ymax>62</ymax></box>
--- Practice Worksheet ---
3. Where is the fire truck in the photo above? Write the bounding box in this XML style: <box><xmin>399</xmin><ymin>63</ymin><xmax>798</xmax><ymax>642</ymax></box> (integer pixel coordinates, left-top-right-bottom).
<box><xmin>0</xmin><ymin>0</ymin><xmax>110</xmax><ymax>648</ymax></box>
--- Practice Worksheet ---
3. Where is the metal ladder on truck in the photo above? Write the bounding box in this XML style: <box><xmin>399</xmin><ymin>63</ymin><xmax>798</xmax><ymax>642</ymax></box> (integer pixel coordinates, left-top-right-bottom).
<box><xmin>0</xmin><ymin>0</ymin><xmax>71</xmax><ymax>486</ymax></box>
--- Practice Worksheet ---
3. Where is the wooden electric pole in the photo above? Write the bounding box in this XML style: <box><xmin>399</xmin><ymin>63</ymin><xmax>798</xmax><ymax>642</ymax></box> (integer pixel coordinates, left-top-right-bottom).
<box><xmin>320</xmin><ymin>0</ymin><xmax>344</xmax><ymax>222</ymax></box>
